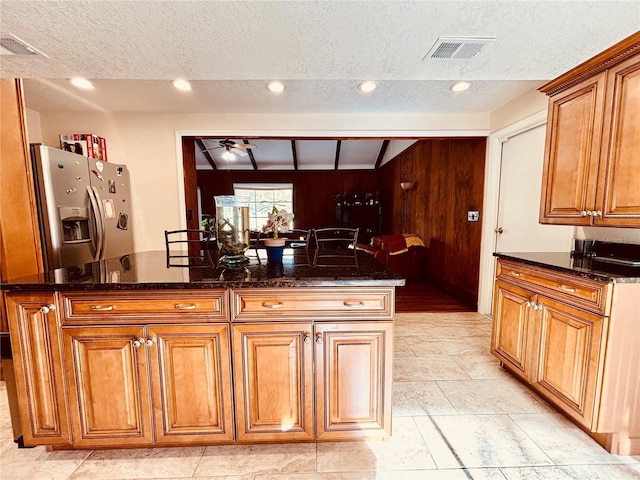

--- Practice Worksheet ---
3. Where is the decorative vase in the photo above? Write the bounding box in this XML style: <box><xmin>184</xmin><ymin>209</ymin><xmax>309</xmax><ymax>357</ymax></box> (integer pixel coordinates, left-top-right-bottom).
<box><xmin>214</xmin><ymin>195</ymin><xmax>250</xmax><ymax>267</ymax></box>
<box><xmin>264</xmin><ymin>237</ymin><xmax>286</xmax><ymax>263</ymax></box>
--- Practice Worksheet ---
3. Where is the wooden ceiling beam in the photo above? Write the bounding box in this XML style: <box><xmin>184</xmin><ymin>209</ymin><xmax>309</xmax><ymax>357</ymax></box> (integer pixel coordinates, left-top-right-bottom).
<box><xmin>243</xmin><ymin>139</ymin><xmax>258</xmax><ymax>170</ymax></box>
<box><xmin>374</xmin><ymin>140</ymin><xmax>390</xmax><ymax>169</ymax></box>
<box><xmin>291</xmin><ymin>140</ymin><xmax>298</xmax><ymax>170</ymax></box>
<box><xmin>195</xmin><ymin>139</ymin><xmax>217</xmax><ymax>170</ymax></box>
<box><xmin>334</xmin><ymin>140</ymin><xmax>342</xmax><ymax>170</ymax></box>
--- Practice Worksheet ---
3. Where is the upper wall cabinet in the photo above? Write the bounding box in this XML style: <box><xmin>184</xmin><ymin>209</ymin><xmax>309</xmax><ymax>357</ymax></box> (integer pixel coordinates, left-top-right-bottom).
<box><xmin>539</xmin><ymin>32</ymin><xmax>640</xmax><ymax>227</ymax></box>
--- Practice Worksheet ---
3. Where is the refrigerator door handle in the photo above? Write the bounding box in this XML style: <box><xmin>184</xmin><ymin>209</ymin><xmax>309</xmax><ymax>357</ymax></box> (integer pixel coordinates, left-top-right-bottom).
<box><xmin>91</xmin><ymin>186</ymin><xmax>107</xmax><ymax>260</ymax></box>
<box><xmin>87</xmin><ymin>186</ymin><xmax>104</xmax><ymax>260</ymax></box>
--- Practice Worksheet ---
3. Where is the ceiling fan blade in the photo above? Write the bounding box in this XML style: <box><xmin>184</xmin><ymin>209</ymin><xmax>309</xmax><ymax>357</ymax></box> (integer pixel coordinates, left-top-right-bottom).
<box><xmin>231</xmin><ymin>147</ymin><xmax>249</xmax><ymax>157</ymax></box>
<box><xmin>232</xmin><ymin>143</ymin><xmax>257</xmax><ymax>149</ymax></box>
<box><xmin>201</xmin><ymin>146</ymin><xmax>222</xmax><ymax>152</ymax></box>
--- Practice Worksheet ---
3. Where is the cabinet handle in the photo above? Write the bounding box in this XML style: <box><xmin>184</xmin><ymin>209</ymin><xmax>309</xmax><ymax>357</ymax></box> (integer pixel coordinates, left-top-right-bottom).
<box><xmin>40</xmin><ymin>304</ymin><xmax>56</xmax><ymax>314</ymax></box>
<box><xmin>90</xmin><ymin>305</ymin><xmax>114</xmax><ymax>311</ymax></box>
<box><xmin>133</xmin><ymin>337</ymin><xmax>145</xmax><ymax>349</ymax></box>
<box><xmin>261</xmin><ymin>302</ymin><xmax>284</xmax><ymax>309</ymax></box>
<box><xmin>304</xmin><ymin>334</ymin><xmax>312</xmax><ymax>344</ymax></box>
<box><xmin>174</xmin><ymin>304</ymin><xmax>196</xmax><ymax>310</ymax></box>
<box><xmin>509</xmin><ymin>271</ymin><xmax>521</xmax><ymax>277</ymax></box>
<box><xmin>316</xmin><ymin>334</ymin><xmax>323</xmax><ymax>345</ymax></box>
<box><xmin>557</xmin><ymin>284</ymin><xmax>576</xmax><ymax>293</ymax></box>
<box><xmin>343</xmin><ymin>300</ymin><xmax>365</xmax><ymax>307</ymax></box>
<box><xmin>145</xmin><ymin>337</ymin><xmax>157</xmax><ymax>347</ymax></box>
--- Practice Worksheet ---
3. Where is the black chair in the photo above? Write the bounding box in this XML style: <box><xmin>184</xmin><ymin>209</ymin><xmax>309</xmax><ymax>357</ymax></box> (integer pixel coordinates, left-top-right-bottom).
<box><xmin>164</xmin><ymin>229</ymin><xmax>215</xmax><ymax>267</ymax></box>
<box><xmin>311</xmin><ymin>227</ymin><xmax>359</xmax><ymax>267</ymax></box>
<box><xmin>282</xmin><ymin>228</ymin><xmax>311</xmax><ymax>249</ymax></box>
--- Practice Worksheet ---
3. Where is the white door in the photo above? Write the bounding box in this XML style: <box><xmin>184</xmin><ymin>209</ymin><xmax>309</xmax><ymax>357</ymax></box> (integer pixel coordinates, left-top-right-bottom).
<box><xmin>495</xmin><ymin>124</ymin><xmax>574</xmax><ymax>253</ymax></box>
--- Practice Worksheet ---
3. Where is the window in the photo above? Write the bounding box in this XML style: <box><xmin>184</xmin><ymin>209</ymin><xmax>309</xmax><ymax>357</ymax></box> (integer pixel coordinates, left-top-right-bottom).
<box><xmin>234</xmin><ymin>183</ymin><xmax>294</xmax><ymax>231</ymax></box>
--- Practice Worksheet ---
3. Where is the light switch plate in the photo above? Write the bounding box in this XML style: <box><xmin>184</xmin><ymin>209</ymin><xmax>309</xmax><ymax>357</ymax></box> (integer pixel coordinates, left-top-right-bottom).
<box><xmin>468</xmin><ymin>210</ymin><xmax>480</xmax><ymax>222</ymax></box>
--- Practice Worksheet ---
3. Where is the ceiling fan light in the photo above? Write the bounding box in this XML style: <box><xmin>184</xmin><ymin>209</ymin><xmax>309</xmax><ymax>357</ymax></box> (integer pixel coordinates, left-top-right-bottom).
<box><xmin>70</xmin><ymin>77</ymin><xmax>94</xmax><ymax>90</ymax></box>
<box><xmin>221</xmin><ymin>149</ymin><xmax>236</xmax><ymax>161</ymax></box>
<box><xmin>357</xmin><ymin>81</ymin><xmax>378</xmax><ymax>93</ymax></box>
<box><xmin>266</xmin><ymin>81</ymin><xmax>285</xmax><ymax>93</ymax></box>
<box><xmin>172</xmin><ymin>79</ymin><xmax>192</xmax><ymax>91</ymax></box>
<box><xmin>450</xmin><ymin>81</ymin><xmax>472</xmax><ymax>92</ymax></box>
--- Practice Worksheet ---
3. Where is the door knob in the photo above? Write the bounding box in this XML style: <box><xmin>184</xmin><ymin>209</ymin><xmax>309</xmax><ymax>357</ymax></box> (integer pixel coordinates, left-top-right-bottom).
<box><xmin>495</xmin><ymin>227</ymin><xmax>504</xmax><ymax>234</ymax></box>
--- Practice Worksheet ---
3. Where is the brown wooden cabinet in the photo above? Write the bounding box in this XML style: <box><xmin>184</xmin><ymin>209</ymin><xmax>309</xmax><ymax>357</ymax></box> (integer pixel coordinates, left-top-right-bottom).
<box><xmin>5</xmin><ymin>285</ymin><xmax>396</xmax><ymax>449</ymax></box>
<box><xmin>491</xmin><ymin>281</ymin><xmax>534</xmax><ymax>382</ymax></box>
<box><xmin>62</xmin><ymin>323</ymin><xmax>234</xmax><ymax>447</ymax></box>
<box><xmin>492</xmin><ymin>259</ymin><xmax>640</xmax><ymax>455</ymax></box>
<box><xmin>233</xmin><ymin>320</ymin><xmax>393</xmax><ymax>442</ymax></box>
<box><xmin>539</xmin><ymin>32</ymin><xmax>640</xmax><ymax>227</ymax></box>
<box><xmin>5</xmin><ymin>293</ymin><xmax>70</xmax><ymax>446</ymax></box>
<box><xmin>231</xmin><ymin>287</ymin><xmax>394</xmax><ymax>442</ymax></box>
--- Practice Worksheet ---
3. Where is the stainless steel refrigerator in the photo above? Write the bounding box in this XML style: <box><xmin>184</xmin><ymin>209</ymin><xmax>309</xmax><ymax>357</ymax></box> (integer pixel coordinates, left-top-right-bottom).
<box><xmin>31</xmin><ymin>144</ymin><xmax>134</xmax><ymax>271</ymax></box>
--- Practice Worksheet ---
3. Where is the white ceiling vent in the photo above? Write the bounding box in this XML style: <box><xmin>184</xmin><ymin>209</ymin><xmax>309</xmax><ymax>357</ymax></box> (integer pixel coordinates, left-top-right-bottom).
<box><xmin>423</xmin><ymin>37</ymin><xmax>495</xmax><ymax>60</ymax></box>
<box><xmin>0</xmin><ymin>34</ymin><xmax>47</xmax><ymax>56</ymax></box>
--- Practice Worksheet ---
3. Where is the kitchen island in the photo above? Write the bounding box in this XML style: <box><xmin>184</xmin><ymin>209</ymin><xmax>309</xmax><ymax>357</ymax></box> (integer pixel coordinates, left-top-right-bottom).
<box><xmin>1</xmin><ymin>250</ymin><xmax>404</xmax><ymax>449</ymax></box>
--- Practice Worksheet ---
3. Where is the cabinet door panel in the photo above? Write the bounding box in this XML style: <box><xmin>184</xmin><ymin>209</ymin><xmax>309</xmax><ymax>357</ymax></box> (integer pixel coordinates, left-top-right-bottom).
<box><xmin>491</xmin><ymin>281</ymin><xmax>533</xmax><ymax>381</ymax></box>
<box><xmin>5</xmin><ymin>294</ymin><xmax>70</xmax><ymax>445</ymax></box>
<box><xmin>233</xmin><ymin>323</ymin><xmax>314</xmax><ymax>441</ymax></box>
<box><xmin>531</xmin><ymin>298</ymin><xmax>605</xmax><ymax>428</ymax></box>
<box><xmin>63</xmin><ymin>326</ymin><xmax>154</xmax><ymax>446</ymax></box>
<box><xmin>597</xmin><ymin>55</ymin><xmax>640</xmax><ymax>226</ymax></box>
<box><xmin>315</xmin><ymin>322</ymin><xmax>393</xmax><ymax>440</ymax></box>
<box><xmin>540</xmin><ymin>72</ymin><xmax>607</xmax><ymax>224</ymax></box>
<box><xmin>150</xmin><ymin>324</ymin><xmax>234</xmax><ymax>443</ymax></box>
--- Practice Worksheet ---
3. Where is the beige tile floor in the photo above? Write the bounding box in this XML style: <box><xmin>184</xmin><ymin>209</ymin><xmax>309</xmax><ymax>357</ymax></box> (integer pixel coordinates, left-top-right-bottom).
<box><xmin>1</xmin><ymin>312</ymin><xmax>639</xmax><ymax>480</ymax></box>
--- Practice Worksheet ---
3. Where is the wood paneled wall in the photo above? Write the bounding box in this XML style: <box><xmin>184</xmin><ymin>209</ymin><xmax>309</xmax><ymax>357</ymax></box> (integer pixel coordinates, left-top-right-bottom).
<box><xmin>197</xmin><ymin>170</ymin><xmax>379</xmax><ymax>229</ymax></box>
<box><xmin>195</xmin><ymin>137</ymin><xmax>486</xmax><ymax>307</ymax></box>
<box><xmin>378</xmin><ymin>138</ymin><xmax>486</xmax><ymax>306</ymax></box>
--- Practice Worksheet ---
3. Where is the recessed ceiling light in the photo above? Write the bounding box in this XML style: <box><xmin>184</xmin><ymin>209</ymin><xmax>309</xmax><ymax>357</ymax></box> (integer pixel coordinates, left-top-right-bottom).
<box><xmin>70</xmin><ymin>77</ymin><xmax>94</xmax><ymax>90</ymax></box>
<box><xmin>450</xmin><ymin>81</ymin><xmax>472</xmax><ymax>92</ymax></box>
<box><xmin>357</xmin><ymin>81</ymin><xmax>378</xmax><ymax>93</ymax></box>
<box><xmin>172</xmin><ymin>79</ymin><xmax>192</xmax><ymax>91</ymax></box>
<box><xmin>266</xmin><ymin>81</ymin><xmax>285</xmax><ymax>93</ymax></box>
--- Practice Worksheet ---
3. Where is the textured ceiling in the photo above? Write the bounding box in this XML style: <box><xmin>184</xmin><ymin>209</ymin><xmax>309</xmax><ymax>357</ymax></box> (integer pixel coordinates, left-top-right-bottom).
<box><xmin>1</xmin><ymin>1</ymin><xmax>638</xmax><ymax>169</ymax></box>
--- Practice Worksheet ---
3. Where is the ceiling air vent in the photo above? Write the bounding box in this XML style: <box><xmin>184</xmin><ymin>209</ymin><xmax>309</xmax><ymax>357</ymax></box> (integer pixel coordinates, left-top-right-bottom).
<box><xmin>423</xmin><ymin>37</ymin><xmax>495</xmax><ymax>60</ymax></box>
<box><xmin>0</xmin><ymin>33</ymin><xmax>46</xmax><ymax>56</ymax></box>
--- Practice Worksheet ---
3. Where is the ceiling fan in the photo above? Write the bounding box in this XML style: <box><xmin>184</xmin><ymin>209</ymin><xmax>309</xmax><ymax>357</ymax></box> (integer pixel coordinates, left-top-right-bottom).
<box><xmin>201</xmin><ymin>139</ymin><xmax>257</xmax><ymax>159</ymax></box>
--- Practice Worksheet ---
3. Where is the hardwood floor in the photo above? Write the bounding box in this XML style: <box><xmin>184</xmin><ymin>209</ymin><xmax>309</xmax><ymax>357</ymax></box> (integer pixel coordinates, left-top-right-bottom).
<box><xmin>395</xmin><ymin>279</ymin><xmax>475</xmax><ymax>313</ymax></box>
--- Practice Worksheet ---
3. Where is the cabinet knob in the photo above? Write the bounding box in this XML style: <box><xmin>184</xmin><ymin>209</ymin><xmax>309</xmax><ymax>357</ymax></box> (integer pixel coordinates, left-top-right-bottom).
<box><xmin>525</xmin><ymin>300</ymin><xmax>532</xmax><ymax>308</ymax></box>
<box><xmin>581</xmin><ymin>211</ymin><xmax>588</xmax><ymax>217</ymax></box>
<box><xmin>133</xmin><ymin>337</ymin><xmax>145</xmax><ymax>349</ymax></box>
<box><xmin>316</xmin><ymin>334</ymin><xmax>323</xmax><ymax>345</ymax></box>
<box><xmin>145</xmin><ymin>337</ymin><xmax>157</xmax><ymax>347</ymax></box>
<box><xmin>495</xmin><ymin>227</ymin><xmax>504</xmax><ymax>234</ymax></box>
<box><xmin>304</xmin><ymin>334</ymin><xmax>312</xmax><ymax>344</ymax></box>
<box><xmin>594</xmin><ymin>210</ymin><xmax>602</xmax><ymax>217</ymax></box>
<box><xmin>40</xmin><ymin>304</ymin><xmax>56</xmax><ymax>314</ymax></box>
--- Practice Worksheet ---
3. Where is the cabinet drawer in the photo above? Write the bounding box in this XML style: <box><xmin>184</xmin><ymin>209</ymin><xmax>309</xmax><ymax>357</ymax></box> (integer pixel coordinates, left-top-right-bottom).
<box><xmin>61</xmin><ymin>290</ymin><xmax>228</xmax><ymax>324</ymax></box>
<box><xmin>497</xmin><ymin>260</ymin><xmax>610</xmax><ymax>315</ymax></box>
<box><xmin>231</xmin><ymin>287</ymin><xmax>394</xmax><ymax>321</ymax></box>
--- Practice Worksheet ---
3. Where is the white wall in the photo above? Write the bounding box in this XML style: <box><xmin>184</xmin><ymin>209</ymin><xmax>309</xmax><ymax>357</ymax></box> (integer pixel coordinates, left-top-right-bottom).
<box><xmin>35</xmin><ymin>111</ymin><xmax>491</xmax><ymax>253</ymax></box>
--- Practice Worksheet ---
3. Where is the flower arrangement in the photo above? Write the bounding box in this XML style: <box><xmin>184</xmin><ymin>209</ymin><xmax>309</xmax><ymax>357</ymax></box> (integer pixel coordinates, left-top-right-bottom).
<box><xmin>262</xmin><ymin>206</ymin><xmax>295</xmax><ymax>240</ymax></box>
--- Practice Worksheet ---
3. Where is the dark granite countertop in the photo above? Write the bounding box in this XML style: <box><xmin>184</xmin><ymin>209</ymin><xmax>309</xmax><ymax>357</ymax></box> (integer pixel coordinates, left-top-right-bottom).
<box><xmin>494</xmin><ymin>251</ymin><xmax>640</xmax><ymax>283</ymax></box>
<box><xmin>1</xmin><ymin>250</ymin><xmax>405</xmax><ymax>292</ymax></box>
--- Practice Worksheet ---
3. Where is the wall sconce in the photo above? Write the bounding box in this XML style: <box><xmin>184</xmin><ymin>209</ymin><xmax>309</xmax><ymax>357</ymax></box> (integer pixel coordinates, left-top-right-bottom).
<box><xmin>400</xmin><ymin>181</ymin><xmax>414</xmax><ymax>233</ymax></box>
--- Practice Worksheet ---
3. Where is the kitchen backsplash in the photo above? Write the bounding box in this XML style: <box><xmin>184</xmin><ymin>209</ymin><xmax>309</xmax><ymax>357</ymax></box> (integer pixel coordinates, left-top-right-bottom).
<box><xmin>575</xmin><ymin>227</ymin><xmax>640</xmax><ymax>245</ymax></box>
